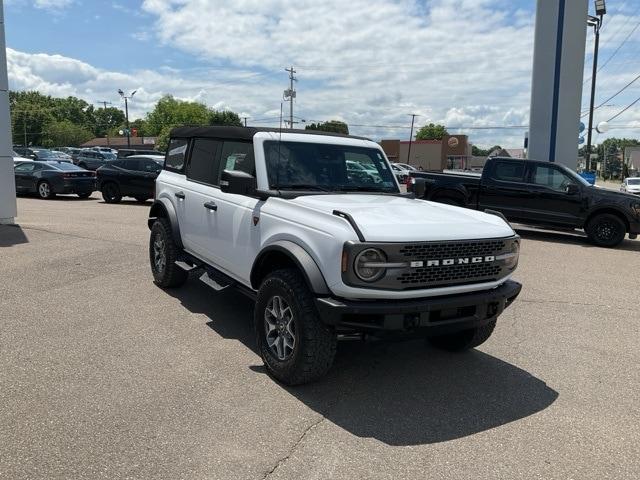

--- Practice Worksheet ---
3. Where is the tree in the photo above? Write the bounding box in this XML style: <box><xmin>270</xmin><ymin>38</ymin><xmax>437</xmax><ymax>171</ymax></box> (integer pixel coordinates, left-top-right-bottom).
<box><xmin>41</xmin><ymin>120</ymin><xmax>93</xmax><ymax>147</ymax></box>
<box><xmin>144</xmin><ymin>95</ymin><xmax>211</xmax><ymax>135</ymax></box>
<box><xmin>305</xmin><ymin>120</ymin><xmax>349</xmax><ymax>135</ymax></box>
<box><xmin>154</xmin><ymin>125</ymin><xmax>173</xmax><ymax>152</ymax></box>
<box><xmin>88</xmin><ymin>106</ymin><xmax>126</xmax><ymax>137</ymax></box>
<box><xmin>209</xmin><ymin>110</ymin><xmax>242</xmax><ymax>127</ymax></box>
<box><xmin>415</xmin><ymin>123</ymin><xmax>448</xmax><ymax>141</ymax></box>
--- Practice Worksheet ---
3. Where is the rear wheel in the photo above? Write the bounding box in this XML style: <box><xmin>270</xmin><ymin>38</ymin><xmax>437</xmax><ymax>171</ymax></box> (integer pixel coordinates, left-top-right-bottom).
<box><xmin>586</xmin><ymin>213</ymin><xmax>626</xmax><ymax>247</ymax></box>
<box><xmin>37</xmin><ymin>181</ymin><xmax>54</xmax><ymax>199</ymax></box>
<box><xmin>255</xmin><ymin>268</ymin><xmax>337</xmax><ymax>385</ymax></box>
<box><xmin>427</xmin><ymin>320</ymin><xmax>496</xmax><ymax>352</ymax></box>
<box><xmin>149</xmin><ymin>218</ymin><xmax>188</xmax><ymax>288</ymax></box>
<box><xmin>101</xmin><ymin>182</ymin><xmax>122</xmax><ymax>203</ymax></box>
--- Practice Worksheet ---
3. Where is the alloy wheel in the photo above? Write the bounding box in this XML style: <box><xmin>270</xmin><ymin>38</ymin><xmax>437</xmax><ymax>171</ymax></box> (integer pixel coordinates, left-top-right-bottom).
<box><xmin>264</xmin><ymin>295</ymin><xmax>296</xmax><ymax>361</ymax></box>
<box><xmin>153</xmin><ymin>234</ymin><xmax>166</xmax><ymax>273</ymax></box>
<box><xmin>38</xmin><ymin>182</ymin><xmax>50</xmax><ymax>198</ymax></box>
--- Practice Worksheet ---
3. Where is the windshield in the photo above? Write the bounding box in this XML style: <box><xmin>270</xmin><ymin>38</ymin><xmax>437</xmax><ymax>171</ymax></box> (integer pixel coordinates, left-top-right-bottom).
<box><xmin>103</xmin><ymin>153</ymin><xmax>117</xmax><ymax>160</ymax></box>
<box><xmin>264</xmin><ymin>141</ymin><xmax>398</xmax><ymax>193</ymax></box>
<box><xmin>627</xmin><ymin>178</ymin><xmax>640</xmax><ymax>185</ymax></box>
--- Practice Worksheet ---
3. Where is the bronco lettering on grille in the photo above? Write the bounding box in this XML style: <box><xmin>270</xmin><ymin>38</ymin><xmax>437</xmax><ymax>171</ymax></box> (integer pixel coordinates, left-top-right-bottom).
<box><xmin>416</xmin><ymin>256</ymin><xmax>495</xmax><ymax>267</ymax></box>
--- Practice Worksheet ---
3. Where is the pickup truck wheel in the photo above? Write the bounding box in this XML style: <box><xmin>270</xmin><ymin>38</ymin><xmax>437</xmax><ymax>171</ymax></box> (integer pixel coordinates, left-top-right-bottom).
<box><xmin>101</xmin><ymin>182</ymin><xmax>122</xmax><ymax>203</ymax></box>
<box><xmin>427</xmin><ymin>319</ymin><xmax>496</xmax><ymax>352</ymax></box>
<box><xmin>586</xmin><ymin>213</ymin><xmax>626</xmax><ymax>247</ymax></box>
<box><xmin>149</xmin><ymin>218</ymin><xmax>188</xmax><ymax>288</ymax></box>
<box><xmin>255</xmin><ymin>269</ymin><xmax>337</xmax><ymax>385</ymax></box>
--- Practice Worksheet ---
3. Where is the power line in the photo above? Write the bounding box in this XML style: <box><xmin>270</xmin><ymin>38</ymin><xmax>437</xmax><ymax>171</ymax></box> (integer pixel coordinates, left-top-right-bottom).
<box><xmin>584</xmin><ymin>17</ymin><xmax>640</xmax><ymax>85</ymax></box>
<box><xmin>606</xmin><ymin>94</ymin><xmax>640</xmax><ymax>122</ymax></box>
<box><xmin>581</xmin><ymin>72</ymin><xmax>640</xmax><ymax>117</ymax></box>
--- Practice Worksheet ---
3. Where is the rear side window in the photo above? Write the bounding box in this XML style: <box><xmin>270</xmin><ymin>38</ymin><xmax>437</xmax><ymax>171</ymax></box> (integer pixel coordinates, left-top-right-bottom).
<box><xmin>186</xmin><ymin>138</ymin><xmax>221</xmax><ymax>185</ymax></box>
<box><xmin>165</xmin><ymin>139</ymin><xmax>188</xmax><ymax>172</ymax></box>
<box><xmin>220</xmin><ymin>141</ymin><xmax>255</xmax><ymax>177</ymax></box>
<box><xmin>493</xmin><ymin>161</ymin><xmax>525</xmax><ymax>182</ymax></box>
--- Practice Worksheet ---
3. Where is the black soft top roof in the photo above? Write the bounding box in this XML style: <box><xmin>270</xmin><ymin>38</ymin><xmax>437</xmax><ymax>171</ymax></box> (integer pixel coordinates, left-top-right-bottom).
<box><xmin>170</xmin><ymin>125</ymin><xmax>370</xmax><ymax>141</ymax></box>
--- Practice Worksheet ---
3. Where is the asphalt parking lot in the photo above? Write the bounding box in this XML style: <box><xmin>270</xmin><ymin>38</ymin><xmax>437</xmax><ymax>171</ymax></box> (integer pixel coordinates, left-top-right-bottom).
<box><xmin>1</xmin><ymin>195</ymin><xmax>639</xmax><ymax>480</ymax></box>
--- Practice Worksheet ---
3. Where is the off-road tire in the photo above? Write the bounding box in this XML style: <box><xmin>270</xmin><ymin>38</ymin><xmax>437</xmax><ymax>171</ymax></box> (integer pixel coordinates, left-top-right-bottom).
<box><xmin>427</xmin><ymin>319</ymin><xmax>497</xmax><ymax>352</ymax></box>
<box><xmin>149</xmin><ymin>218</ymin><xmax>188</xmax><ymax>288</ymax></box>
<box><xmin>101</xmin><ymin>182</ymin><xmax>122</xmax><ymax>204</ymax></box>
<box><xmin>255</xmin><ymin>268</ymin><xmax>337</xmax><ymax>385</ymax></box>
<box><xmin>37</xmin><ymin>180</ymin><xmax>54</xmax><ymax>199</ymax></box>
<box><xmin>586</xmin><ymin>213</ymin><xmax>626</xmax><ymax>247</ymax></box>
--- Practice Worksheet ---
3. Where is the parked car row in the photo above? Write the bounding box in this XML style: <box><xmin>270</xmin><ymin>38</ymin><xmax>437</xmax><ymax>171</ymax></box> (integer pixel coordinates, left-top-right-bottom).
<box><xmin>13</xmin><ymin>154</ymin><xmax>164</xmax><ymax>202</ymax></box>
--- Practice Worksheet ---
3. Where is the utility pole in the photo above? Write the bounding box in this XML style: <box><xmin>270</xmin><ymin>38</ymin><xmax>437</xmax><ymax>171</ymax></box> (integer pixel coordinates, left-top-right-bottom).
<box><xmin>242</xmin><ymin>116</ymin><xmax>248</xmax><ymax>127</ymax></box>
<box><xmin>118</xmin><ymin>89</ymin><xmax>136</xmax><ymax>148</ymax></box>
<box><xmin>407</xmin><ymin>114</ymin><xmax>419</xmax><ymax>165</ymax></box>
<box><xmin>23</xmin><ymin>115</ymin><xmax>27</xmax><ymax>147</ymax></box>
<box><xmin>96</xmin><ymin>101</ymin><xmax>113</xmax><ymax>146</ymax></box>
<box><xmin>284</xmin><ymin>66</ymin><xmax>297</xmax><ymax>129</ymax></box>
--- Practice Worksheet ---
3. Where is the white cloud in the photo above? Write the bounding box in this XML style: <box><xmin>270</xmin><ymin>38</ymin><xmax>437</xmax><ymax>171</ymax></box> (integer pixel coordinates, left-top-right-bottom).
<box><xmin>7</xmin><ymin>0</ymin><xmax>640</xmax><ymax>147</ymax></box>
<box><xmin>34</xmin><ymin>0</ymin><xmax>74</xmax><ymax>9</ymax></box>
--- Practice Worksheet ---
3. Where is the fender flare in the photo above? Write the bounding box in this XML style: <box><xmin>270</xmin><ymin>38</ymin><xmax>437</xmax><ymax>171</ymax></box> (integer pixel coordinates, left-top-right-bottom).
<box><xmin>148</xmin><ymin>198</ymin><xmax>183</xmax><ymax>249</ymax></box>
<box><xmin>251</xmin><ymin>240</ymin><xmax>330</xmax><ymax>295</ymax></box>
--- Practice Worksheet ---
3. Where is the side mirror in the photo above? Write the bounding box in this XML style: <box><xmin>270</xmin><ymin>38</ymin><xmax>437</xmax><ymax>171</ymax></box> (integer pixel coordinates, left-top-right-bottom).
<box><xmin>220</xmin><ymin>169</ymin><xmax>256</xmax><ymax>196</ymax></box>
<box><xmin>413</xmin><ymin>178</ymin><xmax>427</xmax><ymax>198</ymax></box>
<box><xmin>566</xmin><ymin>184</ymin><xmax>579</xmax><ymax>195</ymax></box>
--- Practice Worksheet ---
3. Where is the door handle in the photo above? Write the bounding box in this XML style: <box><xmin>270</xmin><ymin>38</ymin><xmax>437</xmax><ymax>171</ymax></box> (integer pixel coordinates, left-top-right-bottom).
<box><xmin>204</xmin><ymin>201</ymin><xmax>218</xmax><ymax>212</ymax></box>
<box><xmin>175</xmin><ymin>191</ymin><xmax>185</xmax><ymax>200</ymax></box>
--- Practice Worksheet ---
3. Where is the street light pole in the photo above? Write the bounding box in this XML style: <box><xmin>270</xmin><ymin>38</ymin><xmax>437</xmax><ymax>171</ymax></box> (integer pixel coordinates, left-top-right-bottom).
<box><xmin>586</xmin><ymin>1</ymin><xmax>607</xmax><ymax>171</ymax></box>
<box><xmin>118</xmin><ymin>89</ymin><xmax>136</xmax><ymax>148</ymax></box>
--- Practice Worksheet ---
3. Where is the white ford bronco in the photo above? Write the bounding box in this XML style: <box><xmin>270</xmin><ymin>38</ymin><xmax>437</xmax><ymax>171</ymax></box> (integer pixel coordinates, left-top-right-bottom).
<box><xmin>148</xmin><ymin>126</ymin><xmax>522</xmax><ymax>385</ymax></box>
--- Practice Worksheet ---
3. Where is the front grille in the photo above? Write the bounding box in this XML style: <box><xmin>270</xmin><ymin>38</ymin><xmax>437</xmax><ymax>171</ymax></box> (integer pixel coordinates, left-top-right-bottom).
<box><xmin>342</xmin><ymin>236</ymin><xmax>517</xmax><ymax>291</ymax></box>
<box><xmin>396</xmin><ymin>262</ymin><xmax>503</xmax><ymax>287</ymax></box>
<box><xmin>398</xmin><ymin>240</ymin><xmax>506</xmax><ymax>260</ymax></box>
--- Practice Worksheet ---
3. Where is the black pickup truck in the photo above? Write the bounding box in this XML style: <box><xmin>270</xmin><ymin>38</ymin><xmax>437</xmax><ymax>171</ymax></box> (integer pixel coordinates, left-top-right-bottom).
<box><xmin>410</xmin><ymin>157</ymin><xmax>640</xmax><ymax>247</ymax></box>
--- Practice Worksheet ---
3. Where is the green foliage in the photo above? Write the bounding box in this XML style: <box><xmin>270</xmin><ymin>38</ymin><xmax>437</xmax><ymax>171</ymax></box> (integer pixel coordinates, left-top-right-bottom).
<box><xmin>154</xmin><ymin>125</ymin><xmax>173</xmax><ymax>152</ymax></box>
<box><xmin>9</xmin><ymin>90</ymin><xmax>243</xmax><ymax>150</ymax></box>
<box><xmin>41</xmin><ymin>120</ymin><xmax>94</xmax><ymax>148</ymax></box>
<box><xmin>305</xmin><ymin>120</ymin><xmax>349</xmax><ymax>135</ymax></box>
<box><xmin>209</xmin><ymin>110</ymin><xmax>243</xmax><ymax>127</ymax></box>
<box><xmin>415</xmin><ymin>123</ymin><xmax>448</xmax><ymax>141</ymax></box>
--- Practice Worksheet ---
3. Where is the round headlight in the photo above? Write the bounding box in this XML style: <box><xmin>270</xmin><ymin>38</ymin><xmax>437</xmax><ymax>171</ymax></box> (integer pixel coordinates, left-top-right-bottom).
<box><xmin>354</xmin><ymin>248</ymin><xmax>387</xmax><ymax>282</ymax></box>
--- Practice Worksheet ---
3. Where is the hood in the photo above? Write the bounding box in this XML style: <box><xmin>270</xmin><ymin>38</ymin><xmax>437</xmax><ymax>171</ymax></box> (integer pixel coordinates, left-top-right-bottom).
<box><xmin>593</xmin><ymin>186</ymin><xmax>640</xmax><ymax>201</ymax></box>
<box><xmin>289</xmin><ymin>194</ymin><xmax>515</xmax><ymax>242</ymax></box>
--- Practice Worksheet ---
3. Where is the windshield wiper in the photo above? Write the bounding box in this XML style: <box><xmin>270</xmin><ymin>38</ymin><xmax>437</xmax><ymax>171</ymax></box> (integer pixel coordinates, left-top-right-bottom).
<box><xmin>335</xmin><ymin>185</ymin><xmax>397</xmax><ymax>192</ymax></box>
<box><xmin>277</xmin><ymin>184</ymin><xmax>331</xmax><ymax>192</ymax></box>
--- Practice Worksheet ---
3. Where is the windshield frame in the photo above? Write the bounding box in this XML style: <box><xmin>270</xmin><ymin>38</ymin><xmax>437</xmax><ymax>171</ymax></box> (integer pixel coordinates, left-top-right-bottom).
<box><xmin>262</xmin><ymin>140</ymin><xmax>400</xmax><ymax>195</ymax></box>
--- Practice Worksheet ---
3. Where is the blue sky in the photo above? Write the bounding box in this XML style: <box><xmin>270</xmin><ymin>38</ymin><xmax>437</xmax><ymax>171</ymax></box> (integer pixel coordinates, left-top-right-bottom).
<box><xmin>4</xmin><ymin>0</ymin><xmax>640</xmax><ymax>147</ymax></box>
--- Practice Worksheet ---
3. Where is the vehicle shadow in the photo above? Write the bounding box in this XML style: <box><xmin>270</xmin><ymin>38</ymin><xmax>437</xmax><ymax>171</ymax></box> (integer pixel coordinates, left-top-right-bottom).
<box><xmin>515</xmin><ymin>226</ymin><xmax>640</xmax><ymax>252</ymax></box>
<box><xmin>0</xmin><ymin>224</ymin><xmax>29</xmax><ymax>247</ymax></box>
<box><xmin>165</xmin><ymin>280</ymin><xmax>558</xmax><ymax>446</ymax></box>
<box><xmin>97</xmin><ymin>200</ymin><xmax>152</xmax><ymax>207</ymax></box>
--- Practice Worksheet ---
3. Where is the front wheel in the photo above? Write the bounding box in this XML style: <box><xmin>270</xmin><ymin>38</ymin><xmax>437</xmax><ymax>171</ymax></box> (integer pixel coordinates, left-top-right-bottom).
<box><xmin>586</xmin><ymin>213</ymin><xmax>626</xmax><ymax>247</ymax></box>
<box><xmin>149</xmin><ymin>218</ymin><xmax>188</xmax><ymax>288</ymax></box>
<box><xmin>427</xmin><ymin>320</ymin><xmax>496</xmax><ymax>352</ymax></box>
<box><xmin>255</xmin><ymin>269</ymin><xmax>337</xmax><ymax>385</ymax></box>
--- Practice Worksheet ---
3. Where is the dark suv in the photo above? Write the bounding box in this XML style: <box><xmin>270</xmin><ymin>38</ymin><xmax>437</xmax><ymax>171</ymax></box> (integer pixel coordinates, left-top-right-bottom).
<box><xmin>76</xmin><ymin>150</ymin><xmax>117</xmax><ymax>170</ymax></box>
<box><xmin>97</xmin><ymin>155</ymin><xmax>163</xmax><ymax>203</ymax></box>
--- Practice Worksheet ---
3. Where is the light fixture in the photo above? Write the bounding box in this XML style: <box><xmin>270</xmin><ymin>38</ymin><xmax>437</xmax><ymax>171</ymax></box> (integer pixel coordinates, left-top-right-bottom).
<box><xmin>595</xmin><ymin>0</ymin><xmax>606</xmax><ymax>16</ymax></box>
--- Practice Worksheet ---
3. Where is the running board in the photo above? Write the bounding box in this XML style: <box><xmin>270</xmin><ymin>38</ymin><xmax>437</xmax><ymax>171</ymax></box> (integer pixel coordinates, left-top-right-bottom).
<box><xmin>175</xmin><ymin>260</ymin><xmax>197</xmax><ymax>271</ymax></box>
<box><xmin>199</xmin><ymin>271</ymin><xmax>233</xmax><ymax>291</ymax></box>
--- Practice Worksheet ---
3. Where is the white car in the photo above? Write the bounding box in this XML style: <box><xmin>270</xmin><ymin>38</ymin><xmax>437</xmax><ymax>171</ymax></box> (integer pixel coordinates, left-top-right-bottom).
<box><xmin>620</xmin><ymin>177</ymin><xmax>640</xmax><ymax>195</ymax></box>
<box><xmin>396</xmin><ymin>162</ymin><xmax>418</xmax><ymax>172</ymax></box>
<box><xmin>13</xmin><ymin>151</ymin><xmax>33</xmax><ymax>163</ymax></box>
<box><xmin>147</xmin><ymin>127</ymin><xmax>521</xmax><ymax>385</ymax></box>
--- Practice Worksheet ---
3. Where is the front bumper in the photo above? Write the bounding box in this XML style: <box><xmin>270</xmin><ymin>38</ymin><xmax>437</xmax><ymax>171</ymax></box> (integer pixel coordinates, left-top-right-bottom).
<box><xmin>315</xmin><ymin>279</ymin><xmax>522</xmax><ymax>334</ymax></box>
